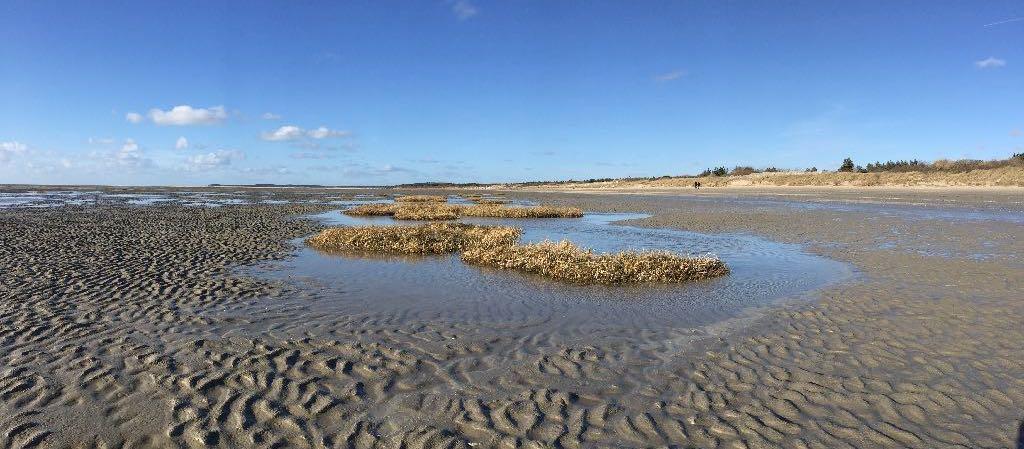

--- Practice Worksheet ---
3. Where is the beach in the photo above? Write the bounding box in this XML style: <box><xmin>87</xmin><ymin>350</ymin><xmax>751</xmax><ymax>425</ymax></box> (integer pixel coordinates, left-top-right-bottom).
<box><xmin>0</xmin><ymin>186</ymin><xmax>1021</xmax><ymax>448</ymax></box>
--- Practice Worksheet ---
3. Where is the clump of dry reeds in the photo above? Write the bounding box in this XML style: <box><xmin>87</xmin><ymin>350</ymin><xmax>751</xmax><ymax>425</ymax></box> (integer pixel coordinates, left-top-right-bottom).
<box><xmin>394</xmin><ymin>195</ymin><xmax>447</xmax><ymax>203</ymax></box>
<box><xmin>306</xmin><ymin>223</ymin><xmax>521</xmax><ymax>254</ymax></box>
<box><xmin>391</xmin><ymin>204</ymin><xmax>462</xmax><ymax>220</ymax></box>
<box><xmin>459</xmin><ymin>205</ymin><xmax>584</xmax><ymax>218</ymax></box>
<box><xmin>344</xmin><ymin>203</ymin><xmax>399</xmax><ymax>216</ymax></box>
<box><xmin>344</xmin><ymin>203</ymin><xmax>583</xmax><ymax>220</ymax></box>
<box><xmin>470</xmin><ymin>198</ymin><xmax>510</xmax><ymax>205</ymax></box>
<box><xmin>461</xmin><ymin>240</ymin><xmax>728</xmax><ymax>284</ymax></box>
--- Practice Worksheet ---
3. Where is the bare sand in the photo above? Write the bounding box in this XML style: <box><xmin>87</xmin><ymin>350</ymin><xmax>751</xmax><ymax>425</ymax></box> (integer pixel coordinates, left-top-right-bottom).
<box><xmin>1</xmin><ymin>186</ymin><xmax>1022</xmax><ymax>448</ymax></box>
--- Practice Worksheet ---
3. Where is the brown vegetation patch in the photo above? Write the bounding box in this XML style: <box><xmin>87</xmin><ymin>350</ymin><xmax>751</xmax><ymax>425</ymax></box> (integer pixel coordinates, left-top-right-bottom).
<box><xmin>461</xmin><ymin>240</ymin><xmax>728</xmax><ymax>284</ymax></box>
<box><xmin>344</xmin><ymin>203</ymin><xmax>584</xmax><ymax>220</ymax></box>
<box><xmin>343</xmin><ymin>203</ymin><xmax>399</xmax><ymax>216</ymax></box>
<box><xmin>391</xmin><ymin>204</ymin><xmax>462</xmax><ymax>220</ymax></box>
<box><xmin>460</xmin><ymin>205</ymin><xmax>584</xmax><ymax>218</ymax></box>
<box><xmin>306</xmin><ymin>223</ymin><xmax>521</xmax><ymax>254</ymax></box>
<box><xmin>394</xmin><ymin>195</ymin><xmax>447</xmax><ymax>203</ymax></box>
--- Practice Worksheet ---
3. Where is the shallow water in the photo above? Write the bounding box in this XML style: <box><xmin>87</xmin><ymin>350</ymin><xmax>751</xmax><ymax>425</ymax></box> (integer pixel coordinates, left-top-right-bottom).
<box><xmin>664</xmin><ymin>193</ymin><xmax>1024</xmax><ymax>224</ymax></box>
<box><xmin>247</xmin><ymin>205</ymin><xmax>853</xmax><ymax>341</ymax></box>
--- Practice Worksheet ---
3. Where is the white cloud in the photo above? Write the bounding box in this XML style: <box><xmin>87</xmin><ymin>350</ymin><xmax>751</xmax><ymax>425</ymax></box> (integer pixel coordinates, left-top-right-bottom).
<box><xmin>0</xmin><ymin>141</ymin><xmax>28</xmax><ymax>164</ymax></box>
<box><xmin>654</xmin><ymin>69</ymin><xmax>687</xmax><ymax>82</ymax></box>
<box><xmin>89</xmin><ymin>137</ymin><xmax>115</xmax><ymax>144</ymax></box>
<box><xmin>148</xmin><ymin>105</ymin><xmax>227</xmax><ymax>125</ymax></box>
<box><xmin>975</xmin><ymin>57</ymin><xmax>1006</xmax><ymax>69</ymax></box>
<box><xmin>185</xmin><ymin>149</ymin><xmax>245</xmax><ymax>171</ymax></box>
<box><xmin>261</xmin><ymin>112</ymin><xmax>282</xmax><ymax>120</ymax></box>
<box><xmin>175</xmin><ymin>136</ymin><xmax>189</xmax><ymax>150</ymax></box>
<box><xmin>114</xmin><ymin>139</ymin><xmax>150</xmax><ymax>168</ymax></box>
<box><xmin>307</xmin><ymin>126</ymin><xmax>349</xmax><ymax>139</ymax></box>
<box><xmin>450</xmin><ymin>0</ymin><xmax>478</xmax><ymax>20</ymax></box>
<box><xmin>262</xmin><ymin>125</ymin><xmax>349</xmax><ymax>141</ymax></box>
<box><xmin>261</xmin><ymin>125</ymin><xmax>306</xmax><ymax>141</ymax></box>
<box><xmin>125</xmin><ymin>112</ymin><xmax>144</xmax><ymax>124</ymax></box>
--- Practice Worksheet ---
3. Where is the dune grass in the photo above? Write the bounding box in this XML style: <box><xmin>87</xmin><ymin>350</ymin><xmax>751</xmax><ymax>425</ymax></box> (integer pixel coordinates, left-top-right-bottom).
<box><xmin>344</xmin><ymin>202</ymin><xmax>583</xmax><ymax>220</ymax></box>
<box><xmin>461</xmin><ymin>240</ymin><xmax>729</xmax><ymax>284</ymax></box>
<box><xmin>306</xmin><ymin>223</ymin><xmax>521</xmax><ymax>254</ymax></box>
<box><xmin>394</xmin><ymin>195</ymin><xmax>447</xmax><ymax>203</ymax></box>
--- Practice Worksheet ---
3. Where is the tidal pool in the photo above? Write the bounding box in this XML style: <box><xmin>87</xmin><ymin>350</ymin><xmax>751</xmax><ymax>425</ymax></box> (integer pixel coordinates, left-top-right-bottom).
<box><xmin>247</xmin><ymin>204</ymin><xmax>853</xmax><ymax>341</ymax></box>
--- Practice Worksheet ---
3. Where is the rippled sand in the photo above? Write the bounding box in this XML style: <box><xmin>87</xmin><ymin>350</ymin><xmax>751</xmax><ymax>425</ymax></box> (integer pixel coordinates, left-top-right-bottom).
<box><xmin>0</xmin><ymin>186</ymin><xmax>1021</xmax><ymax>448</ymax></box>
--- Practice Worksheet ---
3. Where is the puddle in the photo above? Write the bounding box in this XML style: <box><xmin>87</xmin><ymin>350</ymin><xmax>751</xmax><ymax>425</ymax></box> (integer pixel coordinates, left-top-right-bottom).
<box><xmin>245</xmin><ymin>206</ymin><xmax>854</xmax><ymax>340</ymax></box>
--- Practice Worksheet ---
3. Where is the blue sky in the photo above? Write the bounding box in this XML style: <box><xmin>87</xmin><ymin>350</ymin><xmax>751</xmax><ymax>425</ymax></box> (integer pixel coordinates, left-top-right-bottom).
<box><xmin>1</xmin><ymin>1</ymin><xmax>1022</xmax><ymax>185</ymax></box>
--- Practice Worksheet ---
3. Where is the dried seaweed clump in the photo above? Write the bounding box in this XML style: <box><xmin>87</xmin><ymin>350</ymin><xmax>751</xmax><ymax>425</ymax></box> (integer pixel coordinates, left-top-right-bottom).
<box><xmin>394</xmin><ymin>195</ymin><xmax>447</xmax><ymax>203</ymax></box>
<box><xmin>461</xmin><ymin>240</ymin><xmax>728</xmax><ymax>284</ymax></box>
<box><xmin>306</xmin><ymin>223</ymin><xmax>521</xmax><ymax>254</ymax></box>
<box><xmin>460</xmin><ymin>205</ymin><xmax>584</xmax><ymax>218</ymax></box>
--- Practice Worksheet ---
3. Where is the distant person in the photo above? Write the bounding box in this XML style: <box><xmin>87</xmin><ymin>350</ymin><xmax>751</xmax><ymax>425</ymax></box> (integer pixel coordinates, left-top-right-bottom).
<box><xmin>1017</xmin><ymin>419</ymin><xmax>1023</xmax><ymax>449</ymax></box>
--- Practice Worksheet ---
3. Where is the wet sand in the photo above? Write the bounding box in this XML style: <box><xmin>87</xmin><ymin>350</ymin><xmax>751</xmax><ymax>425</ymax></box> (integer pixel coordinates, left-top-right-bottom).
<box><xmin>1</xmin><ymin>186</ymin><xmax>1022</xmax><ymax>448</ymax></box>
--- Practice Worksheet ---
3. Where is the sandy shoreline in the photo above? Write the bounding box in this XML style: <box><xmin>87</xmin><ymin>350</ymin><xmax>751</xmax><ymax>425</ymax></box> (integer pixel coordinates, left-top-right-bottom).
<box><xmin>1</xmin><ymin>187</ymin><xmax>1021</xmax><ymax>448</ymax></box>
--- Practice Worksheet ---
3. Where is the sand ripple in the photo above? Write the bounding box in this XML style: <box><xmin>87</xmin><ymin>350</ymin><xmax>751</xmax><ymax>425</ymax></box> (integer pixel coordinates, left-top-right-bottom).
<box><xmin>0</xmin><ymin>188</ymin><xmax>1022</xmax><ymax>448</ymax></box>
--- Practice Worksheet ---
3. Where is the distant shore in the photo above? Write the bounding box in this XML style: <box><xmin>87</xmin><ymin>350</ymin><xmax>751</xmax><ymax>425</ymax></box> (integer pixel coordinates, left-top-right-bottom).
<box><xmin>489</xmin><ymin>166</ymin><xmax>1024</xmax><ymax>191</ymax></box>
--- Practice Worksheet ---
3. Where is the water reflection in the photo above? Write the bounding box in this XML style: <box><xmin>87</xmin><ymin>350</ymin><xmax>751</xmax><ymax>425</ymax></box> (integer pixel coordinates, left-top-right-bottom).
<box><xmin>249</xmin><ymin>207</ymin><xmax>853</xmax><ymax>337</ymax></box>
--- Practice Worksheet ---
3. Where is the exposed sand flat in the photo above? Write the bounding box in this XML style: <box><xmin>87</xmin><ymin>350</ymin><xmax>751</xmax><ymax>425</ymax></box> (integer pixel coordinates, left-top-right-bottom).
<box><xmin>0</xmin><ymin>186</ymin><xmax>1022</xmax><ymax>448</ymax></box>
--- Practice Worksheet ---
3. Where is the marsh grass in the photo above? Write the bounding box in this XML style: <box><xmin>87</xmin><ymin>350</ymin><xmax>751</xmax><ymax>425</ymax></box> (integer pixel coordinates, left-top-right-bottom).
<box><xmin>306</xmin><ymin>223</ymin><xmax>521</xmax><ymax>254</ymax></box>
<box><xmin>344</xmin><ymin>204</ymin><xmax>399</xmax><ymax>216</ymax></box>
<box><xmin>460</xmin><ymin>205</ymin><xmax>584</xmax><ymax>218</ymax></box>
<box><xmin>392</xmin><ymin>204</ymin><xmax>462</xmax><ymax>220</ymax></box>
<box><xmin>470</xmin><ymin>198</ymin><xmax>510</xmax><ymax>205</ymax></box>
<box><xmin>344</xmin><ymin>203</ymin><xmax>583</xmax><ymax>220</ymax></box>
<box><xmin>394</xmin><ymin>195</ymin><xmax>447</xmax><ymax>203</ymax></box>
<box><xmin>461</xmin><ymin>240</ymin><xmax>729</xmax><ymax>284</ymax></box>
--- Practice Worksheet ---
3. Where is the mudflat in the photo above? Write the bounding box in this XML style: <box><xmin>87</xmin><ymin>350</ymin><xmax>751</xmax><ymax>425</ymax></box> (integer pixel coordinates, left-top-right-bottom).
<box><xmin>1</xmin><ymin>186</ymin><xmax>1022</xmax><ymax>448</ymax></box>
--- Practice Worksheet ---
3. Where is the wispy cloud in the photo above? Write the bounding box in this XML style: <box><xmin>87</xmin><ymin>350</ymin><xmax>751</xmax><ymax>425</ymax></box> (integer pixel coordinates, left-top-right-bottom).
<box><xmin>449</xmin><ymin>0</ymin><xmax>478</xmax><ymax>20</ymax></box>
<box><xmin>983</xmin><ymin>17</ymin><xmax>1024</xmax><ymax>27</ymax></box>
<box><xmin>175</xmin><ymin>136</ymin><xmax>189</xmax><ymax>150</ymax></box>
<box><xmin>290</xmin><ymin>151</ymin><xmax>337</xmax><ymax>160</ymax></box>
<box><xmin>0</xmin><ymin>141</ymin><xmax>28</xmax><ymax>164</ymax></box>
<box><xmin>975</xmin><ymin>57</ymin><xmax>1006</xmax><ymax>69</ymax></box>
<box><xmin>184</xmin><ymin>149</ymin><xmax>245</xmax><ymax>171</ymax></box>
<box><xmin>90</xmin><ymin>139</ymin><xmax>152</xmax><ymax>169</ymax></box>
<box><xmin>307</xmin><ymin>126</ymin><xmax>349</xmax><ymax>139</ymax></box>
<box><xmin>261</xmin><ymin>112</ymin><xmax>282</xmax><ymax>120</ymax></box>
<box><xmin>125</xmin><ymin>112</ymin><xmax>144</xmax><ymax>124</ymax></box>
<box><xmin>654</xmin><ymin>69</ymin><xmax>687</xmax><ymax>82</ymax></box>
<box><xmin>261</xmin><ymin>125</ymin><xmax>350</xmax><ymax>141</ymax></box>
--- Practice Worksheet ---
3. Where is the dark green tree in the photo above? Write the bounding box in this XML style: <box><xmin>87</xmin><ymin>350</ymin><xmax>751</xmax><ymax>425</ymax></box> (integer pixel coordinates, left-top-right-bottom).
<box><xmin>839</xmin><ymin>157</ymin><xmax>855</xmax><ymax>172</ymax></box>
